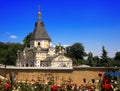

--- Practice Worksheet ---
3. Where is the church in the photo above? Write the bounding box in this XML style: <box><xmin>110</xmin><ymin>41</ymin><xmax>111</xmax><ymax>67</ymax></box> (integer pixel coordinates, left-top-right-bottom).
<box><xmin>16</xmin><ymin>9</ymin><xmax>72</xmax><ymax>68</ymax></box>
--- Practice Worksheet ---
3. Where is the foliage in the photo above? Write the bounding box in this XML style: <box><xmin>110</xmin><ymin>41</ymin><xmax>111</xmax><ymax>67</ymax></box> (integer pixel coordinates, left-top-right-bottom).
<box><xmin>93</xmin><ymin>56</ymin><xmax>100</xmax><ymax>67</ymax></box>
<box><xmin>0</xmin><ymin>42</ymin><xmax>24</xmax><ymax>65</ymax></box>
<box><xmin>100</xmin><ymin>46</ymin><xmax>108</xmax><ymax>66</ymax></box>
<box><xmin>114</xmin><ymin>52</ymin><xmax>120</xmax><ymax>60</ymax></box>
<box><xmin>65</xmin><ymin>43</ymin><xmax>86</xmax><ymax>64</ymax></box>
<box><xmin>116</xmin><ymin>75</ymin><xmax>120</xmax><ymax>90</ymax></box>
<box><xmin>0</xmin><ymin>79</ymin><xmax>11</xmax><ymax>91</ymax></box>
<box><xmin>114</xmin><ymin>52</ymin><xmax>120</xmax><ymax>66</ymax></box>
<box><xmin>23</xmin><ymin>32</ymin><xmax>33</xmax><ymax>47</ymax></box>
<box><xmin>72</xmin><ymin>58</ymin><xmax>87</xmax><ymax>65</ymax></box>
<box><xmin>87</xmin><ymin>52</ymin><xmax>94</xmax><ymax>66</ymax></box>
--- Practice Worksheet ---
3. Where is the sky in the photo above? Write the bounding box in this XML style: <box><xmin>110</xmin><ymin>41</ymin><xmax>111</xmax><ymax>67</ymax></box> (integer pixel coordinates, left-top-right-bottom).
<box><xmin>0</xmin><ymin>0</ymin><xmax>120</xmax><ymax>57</ymax></box>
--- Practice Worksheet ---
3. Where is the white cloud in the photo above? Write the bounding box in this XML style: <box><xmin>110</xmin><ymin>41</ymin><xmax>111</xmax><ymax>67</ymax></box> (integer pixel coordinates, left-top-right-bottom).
<box><xmin>9</xmin><ymin>35</ymin><xmax>17</xmax><ymax>39</ymax></box>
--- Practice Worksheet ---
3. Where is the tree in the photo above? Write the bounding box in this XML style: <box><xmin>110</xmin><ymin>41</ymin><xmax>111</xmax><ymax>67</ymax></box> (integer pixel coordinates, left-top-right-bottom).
<box><xmin>100</xmin><ymin>46</ymin><xmax>108</xmax><ymax>66</ymax></box>
<box><xmin>0</xmin><ymin>39</ymin><xmax>24</xmax><ymax>66</ymax></box>
<box><xmin>65</xmin><ymin>43</ymin><xmax>86</xmax><ymax>64</ymax></box>
<box><xmin>6</xmin><ymin>43</ymin><xmax>24</xmax><ymax>65</ymax></box>
<box><xmin>114</xmin><ymin>52</ymin><xmax>120</xmax><ymax>61</ymax></box>
<box><xmin>93</xmin><ymin>56</ymin><xmax>100</xmax><ymax>67</ymax></box>
<box><xmin>23</xmin><ymin>32</ymin><xmax>33</xmax><ymax>47</ymax></box>
<box><xmin>0</xmin><ymin>42</ymin><xmax>23</xmax><ymax>65</ymax></box>
<box><xmin>0</xmin><ymin>49</ymin><xmax>7</xmax><ymax>64</ymax></box>
<box><xmin>87</xmin><ymin>52</ymin><xmax>93</xmax><ymax>66</ymax></box>
<box><xmin>114</xmin><ymin>52</ymin><xmax>120</xmax><ymax>66</ymax></box>
<box><xmin>107</xmin><ymin>58</ymin><xmax>115</xmax><ymax>67</ymax></box>
<box><xmin>0</xmin><ymin>42</ymin><xmax>8</xmax><ymax>49</ymax></box>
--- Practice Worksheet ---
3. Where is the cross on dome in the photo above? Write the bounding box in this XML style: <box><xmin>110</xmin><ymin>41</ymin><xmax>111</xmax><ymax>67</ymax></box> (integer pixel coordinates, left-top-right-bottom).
<box><xmin>38</xmin><ymin>5</ymin><xmax>41</xmax><ymax>19</ymax></box>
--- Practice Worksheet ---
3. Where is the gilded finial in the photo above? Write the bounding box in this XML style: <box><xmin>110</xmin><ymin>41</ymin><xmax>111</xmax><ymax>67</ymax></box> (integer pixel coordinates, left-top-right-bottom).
<box><xmin>38</xmin><ymin>5</ymin><xmax>41</xmax><ymax>19</ymax></box>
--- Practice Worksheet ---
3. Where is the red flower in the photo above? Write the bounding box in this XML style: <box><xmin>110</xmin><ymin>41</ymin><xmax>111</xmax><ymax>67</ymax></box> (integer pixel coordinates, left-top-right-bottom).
<box><xmin>103</xmin><ymin>78</ymin><xmax>109</xmax><ymax>84</ymax></box>
<box><xmin>67</xmin><ymin>85</ymin><xmax>72</xmax><ymax>89</ymax></box>
<box><xmin>51</xmin><ymin>85</ymin><xmax>58</xmax><ymax>90</ymax></box>
<box><xmin>98</xmin><ymin>73</ymin><xmax>102</xmax><ymax>77</ymax></box>
<box><xmin>4</xmin><ymin>83</ymin><xmax>11</xmax><ymax>89</ymax></box>
<box><xmin>103</xmin><ymin>83</ymin><xmax>111</xmax><ymax>90</ymax></box>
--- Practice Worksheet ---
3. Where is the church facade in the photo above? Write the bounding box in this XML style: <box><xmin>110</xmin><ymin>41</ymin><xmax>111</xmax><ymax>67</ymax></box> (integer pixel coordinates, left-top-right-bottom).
<box><xmin>16</xmin><ymin>9</ymin><xmax>72</xmax><ymax>68</ymax></box>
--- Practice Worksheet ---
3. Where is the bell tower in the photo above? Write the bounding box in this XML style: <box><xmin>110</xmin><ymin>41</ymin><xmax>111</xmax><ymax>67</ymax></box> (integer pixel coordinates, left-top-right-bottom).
<box><xmin>30</xmin><ymin>7</ymin><xmax>51</xmax><ymax>50</ymax></box>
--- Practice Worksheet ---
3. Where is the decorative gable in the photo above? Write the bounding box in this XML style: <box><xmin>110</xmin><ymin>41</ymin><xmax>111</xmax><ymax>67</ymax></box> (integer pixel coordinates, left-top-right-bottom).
<box><xmin>51</xmin><ymin>55</ymin><xmax>72</xmax><ymax>68</ymax></box>
<box><xmin>53</xmin><ymin>55</ymin><xmax>71</xmax><ymax>62</ymax></box>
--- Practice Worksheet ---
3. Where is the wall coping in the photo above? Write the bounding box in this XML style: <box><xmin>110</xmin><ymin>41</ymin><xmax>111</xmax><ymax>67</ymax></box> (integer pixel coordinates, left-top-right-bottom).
<box><xmin>0</xmin><ymin>66</ymin><xmax>73</xmax><ymax>70</ymax></box>
<box><xmin>0</xmin><ymin>66</ymin><xmax>119</xmax><ymax>70</ymax></box>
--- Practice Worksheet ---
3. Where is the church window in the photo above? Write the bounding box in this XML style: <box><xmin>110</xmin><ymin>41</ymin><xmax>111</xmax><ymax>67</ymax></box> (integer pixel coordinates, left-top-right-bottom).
<box><xmin>38</xmin><ymin>42</ymin><xmax>40</xmax><ymax>45</ymax></box>
<box><xmin>58</xmin><ymin>63</ymin><xmax>66</xmax><ymax>67</ymax></box>
<box><xmin>26</xmin><ymin>63</ymin><xmax>28</xmax><ymax>67</ymax></box>
<box><xmin>83</xmin><ymin>78</ymin><xmax>86</xmax><ymax>83</ymax></box>
<box><xmin>92</xmin><ymin>79</ymin><xmax>95</xmax><ymax>83</ymax></box>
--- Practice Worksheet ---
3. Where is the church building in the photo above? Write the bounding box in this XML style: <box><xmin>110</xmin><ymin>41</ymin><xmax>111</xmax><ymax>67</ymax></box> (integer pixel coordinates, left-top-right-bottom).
<box><xmin>16</xmin><ymin>9</ymin><xmax>72</xmax><ymax>68</ymax></box>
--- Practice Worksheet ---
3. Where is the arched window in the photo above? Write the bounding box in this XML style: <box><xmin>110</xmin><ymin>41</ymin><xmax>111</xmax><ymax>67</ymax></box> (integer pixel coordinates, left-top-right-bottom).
<box><xmin>26</xmin><ymin>63</ymin><xmax>28</xmax><ymax>67</ymax></box>
<box><xmin>58</xmin><ymin>63</ymin><xmax>66</xmax><ymax>67</ymax></box>
<box><xmin>38</xmin><ymin>42</ymin><xmax>40</xmax><ymax>45</ymax></box>
<box><xmin>30</xmin><ymin>65</ymin><xmax>32</xmax><ymax>67</ymax></box>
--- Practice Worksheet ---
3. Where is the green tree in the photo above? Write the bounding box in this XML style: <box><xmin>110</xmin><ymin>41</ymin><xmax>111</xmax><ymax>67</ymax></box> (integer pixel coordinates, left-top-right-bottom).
<box><xmin>0</xmin><ymin>49</ymin><xmax>7</xmax><ymax>64</ymax></box>
<box><xmin>87</xmin><ymin>52</ymin><xmax>94</xmax><ymax>66</ymax></box>
<box><xmin>0</xmin><ymin>42</ymin><xmax>8</xmax><ymax>49</ymax></box>
<box><xmin>114</xmin><ymin>52</ymin><xmax>120</xmax><ymax>60</ymax></box>
<box><xmin>23</xmin><ymin>32</ymin><xmax>33</xmax><ymax>47</ymax></box>
<box><xmin>100</xmin><ymin>46</ymin><xmax>108</xmax><ymax>66</ymax></box>
<box><xmin>6</xmin><ymin>43</ymin><xmax>23</xmax><ymax>65</ymax></box>
<box><xmin>107</xmin><ymin>58</ymin><xmax>115</xmax><ymax>67</ymax></box>
<box><xmin>114</xmin><ymin>52</ymin><xmax>120</xmax><ymax>66</ymax></box>
<box><xmin>65</xmin><ymin>43</ymin><xmax>86</xmax><ymax>64</ymax></box>
<box><xmin>93</xmin><ymin>56</ymin><xmax>100</xmax><ymax>67</ymax></box>
<box><xmin>0</xmin><ymin>42</ymin><xmax>23</xmax><ymax>65</ymax></box>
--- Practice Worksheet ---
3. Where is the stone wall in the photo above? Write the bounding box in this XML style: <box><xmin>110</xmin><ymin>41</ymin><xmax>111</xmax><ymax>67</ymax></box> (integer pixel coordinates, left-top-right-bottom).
<box><xmin>0</xmin><ymin>67</ymin><xmax>112</xmax><ymax>85</ymax></box>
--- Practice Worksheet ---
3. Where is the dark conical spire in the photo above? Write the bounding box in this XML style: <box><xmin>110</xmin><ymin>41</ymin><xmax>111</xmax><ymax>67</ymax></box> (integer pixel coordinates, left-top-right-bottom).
<box><xmin>31</xmin><ymin>7</ymin><xmax>51</xmax><ymax>41</ymax></box>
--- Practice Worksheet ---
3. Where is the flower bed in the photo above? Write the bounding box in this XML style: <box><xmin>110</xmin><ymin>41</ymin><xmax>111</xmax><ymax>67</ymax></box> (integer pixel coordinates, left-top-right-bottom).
<box><xmin>98</xmin><ymin>69</ymin><xmax>120</xmax><ymax>91</ymax></box>
<box><xmin>0</xmin><ymin>79</ymin><xmax>97</xmax><ymax>91</ymax></box>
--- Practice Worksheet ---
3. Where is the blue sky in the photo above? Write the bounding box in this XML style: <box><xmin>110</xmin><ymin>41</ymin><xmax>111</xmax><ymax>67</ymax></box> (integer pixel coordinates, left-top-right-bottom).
<box><xmin>0</xmin><ymin>0</ymin><xmax>120</xmax><ymax>57</ymax></box>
